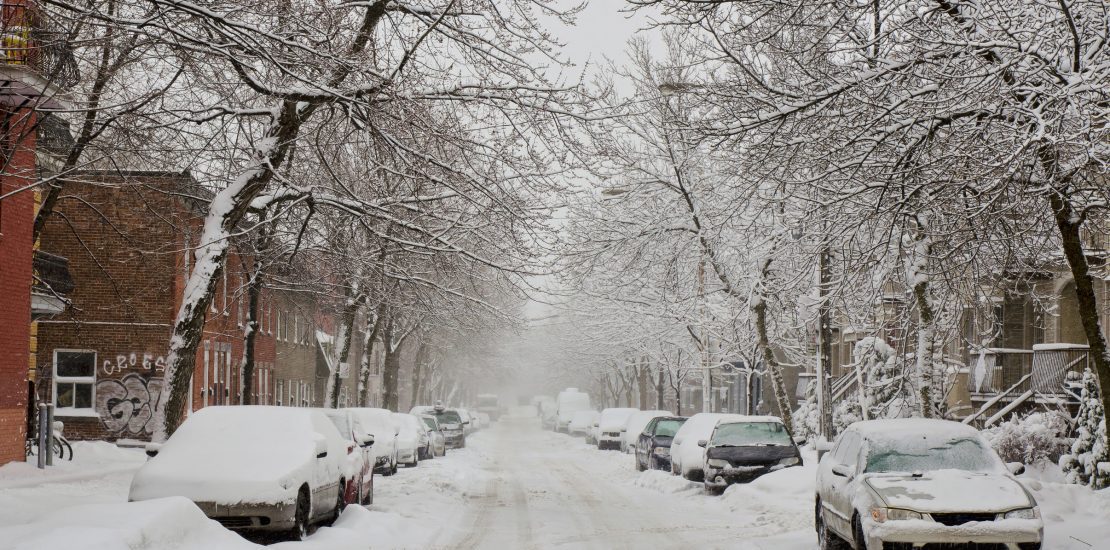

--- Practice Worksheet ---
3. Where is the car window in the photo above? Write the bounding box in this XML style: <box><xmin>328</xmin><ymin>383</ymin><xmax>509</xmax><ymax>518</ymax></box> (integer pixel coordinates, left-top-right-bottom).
<box><xmin>710</xmin><ymin>422</ymin><xmax>792</xmax><ymax>446</ymax></box>
<box><xmin>831</xmin><ymin>432</ymin><xmax>858</xmax><ymax>466</ymax></box>
<box><xmin>654</xmin><ymin>419</ymin><xmax>685</xmax><ymax>437</ymax></box>
<box><xmin>863</xmin><ymin>435</ymin><xmax>1002</xmax><ymax>474</ymax></box>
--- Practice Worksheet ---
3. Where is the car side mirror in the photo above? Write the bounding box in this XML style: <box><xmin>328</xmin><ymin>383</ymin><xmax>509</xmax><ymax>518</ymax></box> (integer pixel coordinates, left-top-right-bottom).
<box><xmin>697</xmin><ymin>439</ymin><xmax>708</xmax><ymax>448</ymax></box>
<box><xmin>144</xmin><ymin>442</ymin><xmax>162</xmax><ymax>458</ymax></box>
<box><xmin>814</xmin><ymin>439</ymin><xmax>834</xmax><ymax>453</ymax></box>
<box><xmin>831</xmin><ymin>464</ymin><xmax>853</xmax><ymax>479</ymax></box>
<box><xmin>464</xmin><ymin>421</ymin><xmax>470</xmax><ymax>425</ymax></box>
<box><xmin>793</xmin><ymin>436</ymin><xmax>807</xmax><ymax>445</ymax></box>
<box><xmin>315</xmin><ymin>438</ymin><xmax>328</xmax><ymax>459</ymax></box>
<box><xmin>359</xmin><ymin>434</ymin><xmax>375</xmax><ymax>448</ymax></box>
<box><xmin>1006</xmin><ymin>462</ymin><xmax>1026</xmax><ymax>476</ymax></box>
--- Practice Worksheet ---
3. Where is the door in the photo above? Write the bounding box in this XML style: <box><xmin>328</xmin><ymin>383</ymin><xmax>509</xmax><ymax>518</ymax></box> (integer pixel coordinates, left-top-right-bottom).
<box><xmin>823</xmin><ymin>432</ymin><xmax>859</xmax><ymax>537</ymax></box>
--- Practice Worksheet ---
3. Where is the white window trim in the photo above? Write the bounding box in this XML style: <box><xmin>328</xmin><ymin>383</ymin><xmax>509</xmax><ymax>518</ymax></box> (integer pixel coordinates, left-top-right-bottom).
<box><xmin>52</xmin><ymin>349</ymin><xmax>97</xmax><ymax>414</ymax></box>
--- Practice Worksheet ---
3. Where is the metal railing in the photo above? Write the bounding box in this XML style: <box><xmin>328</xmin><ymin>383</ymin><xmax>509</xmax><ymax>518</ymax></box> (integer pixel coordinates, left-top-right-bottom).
<box><xmin>1</xmin><ymin>2</ymin><xmax>78</xmax><ymax>88</ymax></box>
<box><xmin>1031</xmin><ymin>345</ymin><xmax>1089</xmax><ymax>395</ymax></box>
<box><xmin>967</xmin><ymin>348</ymin><xmax>1034</xmax><ymax>395</ymax></box>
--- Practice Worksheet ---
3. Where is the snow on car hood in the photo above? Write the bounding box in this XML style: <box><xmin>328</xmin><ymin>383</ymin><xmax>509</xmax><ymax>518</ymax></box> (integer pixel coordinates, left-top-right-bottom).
<box><xmin>866</xmin><ymin>470</ymin><xmax>1033</xmax><ymax>513</ymax></box>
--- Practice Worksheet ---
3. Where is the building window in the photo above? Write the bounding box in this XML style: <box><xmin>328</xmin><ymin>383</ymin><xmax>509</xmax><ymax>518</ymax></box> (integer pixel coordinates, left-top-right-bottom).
<box><xmin>54</xmin><ymin>350</ymin><xmax>96</xmax><ymax>411</ymax></box>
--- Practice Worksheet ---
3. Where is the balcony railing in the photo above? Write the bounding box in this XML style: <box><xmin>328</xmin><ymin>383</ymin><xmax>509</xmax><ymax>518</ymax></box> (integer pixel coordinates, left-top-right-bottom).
<box><xmin>968</xmin><ymin>348</ymin><xmax>1034</xmax><ymax>395</ymax></box>
<box><xmin>1</xmin><ymin>2</ymin><xmax>78</xmax><ymax>88</ymax></box>
<box><xmin>967</xmin><ymin>345</ymin><xmax>1089</xmax><ymax>399</ymax></box>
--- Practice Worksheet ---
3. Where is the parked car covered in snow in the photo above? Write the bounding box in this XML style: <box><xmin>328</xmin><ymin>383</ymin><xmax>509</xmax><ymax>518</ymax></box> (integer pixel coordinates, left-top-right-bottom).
<box><xmin>322</xmin><ymin>408</ymin><xmax>376</xmax><ymax>505</ymax></box>
<box><xmin>635</xmin><ymin>416</ymin><xmax>687</xmax><ymax>472</ymax></box>
<box><xmin>421</xmin><ymin>405</ymin><xmax>467</xmax><ymax>448</ymax></box>
<box><xmin>700</xmin><ymin>416</ymin><xmax>800</xmax><ymax>494</ymax></box>
<box><xmin>815</xmin><ymin>418</ymin><xmax>1042</xmax><ymax>550</ymax></box>
<box><xmin>420</xmin><ymin>415</ymin><xmax>447</xmax><ymax>457</ymax></box>
<box><xmin>129</xmin><ymin>407</ymin><xmax>361</xmax><ymax>540</ymax></box>
<box><xmin>457</xmin><ymin>408</ymin><xmax>476</xmax><ymax>435</ymax></box>
<box><xmin>555</xmin><ymin>389</ymin><xmax>592</xmax><ymax>433</ymax></box>
<box><xmin>349</xmin><ymin>407</ymin><xmax>400</xmax><ymax>476</ymax></box>
<box><xmin>393</xmin><ymin>413</ymin><xmax>430</xmax><ymax>466</ymax></box>
<box><xmin>538</xmin><ymin>397</ymin><xmax>559</xmax><ymax>430</ymax></box>
<box><xmin>597</xmin><ymin>408</ymin><xmax>638</xmax><ymax>450</ymax></box>
<box><xmin>621</xmin><ymin>409</ymin><xmax>672</xmax><ymax>453</ymax></box>
<box><xmin>568</xmin><ymin>410</ymin><xmax>600</xmax><ymax>438</ymax></box>
<box><xmin>670</xmin><ymin>413</ymin><xmax>748</xmax><ymax>481</ymax></box>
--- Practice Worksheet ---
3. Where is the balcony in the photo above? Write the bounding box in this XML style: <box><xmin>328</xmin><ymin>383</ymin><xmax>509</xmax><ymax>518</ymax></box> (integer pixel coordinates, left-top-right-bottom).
<box><xmin>0</xmin><ymin>1</ymin><xmax>77</xmax><ymax>105</ymax></box>
<box><xmin>966</xmin><ymin>345</ymin><xmax>1089</xmax><ymax>401</ymax></box>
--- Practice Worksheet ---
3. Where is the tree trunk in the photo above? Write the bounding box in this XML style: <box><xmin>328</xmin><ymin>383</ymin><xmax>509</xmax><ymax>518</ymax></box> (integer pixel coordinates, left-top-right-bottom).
<box><xmin>752</xmin><ymin>258</ymin><xmax>794</xmax><ymax>432</ymax></box>
<box><xmin>357</xmin><ymin>301</ymin><xmax>386</xmax><ymax>406</ymax></box>
<box><xmin>907</xmin><ymin>223</ymin><xmax>937</xmax><ymax>419</ymax></box>
<box><xmin>327</xmin><ymin>289</ymin><xmax>365</xmax><ymax>408</ymax></box>
<box><xmin>637</xmin><ymin>358</ymin><xmax>649</xmax><ymax>408</ymax></box>
<box><xmin>655</xmin><ymin>365</ymin><xmax>665</xmax><ymax>410</ymax></box>
<box><xmin>1049</xmin><ymin>190</ymin><xmax>1110</xmax><ymax>421</ymax></box>
<box><xmin>240</xmin><ymin>266</ymin><xmax>263</xmax><ymax>405</ymax></box>
<box><xmin>411</xmin><ymin>342</ymin><xmax>429</xmax><ymax>407</ymax></box>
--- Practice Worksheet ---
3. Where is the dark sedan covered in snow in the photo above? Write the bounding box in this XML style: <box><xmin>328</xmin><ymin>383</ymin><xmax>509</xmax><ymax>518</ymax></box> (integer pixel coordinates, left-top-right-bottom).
<box><xmin>635</xmin><ymin>416</ymin><xmax>687</xmax><ymax>472</ymax></box>
<box><xmin>699</xmin><ymin>416</ymin><xmax>801</xmax><ymax>493</ymax></box>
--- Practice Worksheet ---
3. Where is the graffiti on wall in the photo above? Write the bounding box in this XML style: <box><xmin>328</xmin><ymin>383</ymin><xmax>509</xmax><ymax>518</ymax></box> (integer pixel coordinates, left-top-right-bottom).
<box><xmin>96</xmin><ymin>373</ymin><xmax>164</xmax><ymax>435</ymax></box>
<box><xmin>102</xmin><ymin>352</ymin><xmax>166</xmax><ymax>376</ymax></box>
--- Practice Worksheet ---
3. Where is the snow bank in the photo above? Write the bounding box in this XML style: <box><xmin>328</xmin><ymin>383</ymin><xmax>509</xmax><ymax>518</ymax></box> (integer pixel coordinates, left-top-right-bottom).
<box><xmin>0</xmin><ymin>441</ymin><xmax>145</xmax><ymax>489</ymax></box>
<box><xmin>2</xmin><ymin>497</ymin><xmax>257</xmax><ymax>550</ymax></box>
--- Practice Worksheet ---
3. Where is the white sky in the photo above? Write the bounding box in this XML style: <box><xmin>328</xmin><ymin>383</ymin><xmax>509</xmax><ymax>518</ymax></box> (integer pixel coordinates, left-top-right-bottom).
<box><xmin>543</xmin><ymin>1</ymin><xmax>659</xmax><ymax>85</ymax></box>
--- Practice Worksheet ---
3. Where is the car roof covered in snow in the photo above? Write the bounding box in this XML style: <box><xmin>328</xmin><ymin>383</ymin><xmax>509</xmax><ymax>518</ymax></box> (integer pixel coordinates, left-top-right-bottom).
<box><xmin>847</xmin><ymin>418</ymin><xmax>981</xmax><ymax>441</ymax></box>
<box><xmin>713</xmin><ymin>415</ymin><xmax>784</xmax><ymax>426</ymax></box>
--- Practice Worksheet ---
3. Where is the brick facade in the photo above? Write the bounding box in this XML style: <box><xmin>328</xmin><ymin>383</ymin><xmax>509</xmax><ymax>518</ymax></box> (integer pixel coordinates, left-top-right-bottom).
<box><xmin>0</xmin><ymin>106</ymin><xmax>37</xmax><ymax>465</ymax></box>
<box><xmin>35</xmin><ymin>171</ymin><xmax>327</xmax><ymax>442</ymax></box>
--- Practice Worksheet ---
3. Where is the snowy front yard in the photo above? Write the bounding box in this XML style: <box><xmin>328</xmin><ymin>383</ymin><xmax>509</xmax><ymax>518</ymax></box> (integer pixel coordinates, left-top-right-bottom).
<box><xmin>1</xmin><ymin>418</ymin><xmax>1109</xmax><ymax>549</ymax></box>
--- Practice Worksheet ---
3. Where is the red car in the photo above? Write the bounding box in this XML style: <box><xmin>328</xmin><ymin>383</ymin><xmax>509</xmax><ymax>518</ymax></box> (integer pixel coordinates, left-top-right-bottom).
<box><xmin>323</xmin><ymin>409</ymin><xmax>376</xmax><ymax>506</ymax></box>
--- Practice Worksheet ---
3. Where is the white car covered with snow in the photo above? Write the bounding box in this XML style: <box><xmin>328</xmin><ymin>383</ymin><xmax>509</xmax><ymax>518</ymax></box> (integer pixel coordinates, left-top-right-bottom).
<box><xmin>621</xmin><ymin>409</ymin><xmax>672</xmax><ymax>453</ymax></box>
<box><xmin>129</xmin><ymin>406</ymin><xmax>355</xmax><ymax>540</ymax></box>
<box><xmin>815</xmin><ymin>418</ymin><xmax>1042</xmax><ymax>550</ymax></box>
<box><xmin>568</xmin><ymin>410</ymin><xmax>599</xmax><ymax>437</ymax></box>
<box><xmin>555</xmin><ymin>389</ymin><xmax>592</xmax><ymax>433</ymax></box>
<box><xmin>596</xmin><ymin>408</ymin><xmax>638</xmax><ymax>450</ymax></box>
<box><xmin>349</xmin><ymin>407</ymin><xmax>400</xmax><ymax>476</ymax></box>
<box><xmin>393</xmin><ymin>412</ymin><xmax>430</xmax><ymax>466</ymax></box>
<box><xmin>669</xmin><ymin>412</ymin><xmax>748</xmax><ymax>481</ymax></box>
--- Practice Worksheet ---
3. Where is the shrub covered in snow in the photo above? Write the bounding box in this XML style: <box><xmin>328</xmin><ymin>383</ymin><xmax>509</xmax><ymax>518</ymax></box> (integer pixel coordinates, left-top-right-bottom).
<box><xmin>791</xmin><ymin>380</ymin><xmax>819</xmax><ymax>442</ymax></box>
<box><xmin>984</xmin><ymin>411</ymin><xmax>1071</xmax><ymax>465</ymax></box>
<box><xmin>1060</xmin><ymin>368</ymin><xmax>1110</xmax><ymax>489</ymax></box>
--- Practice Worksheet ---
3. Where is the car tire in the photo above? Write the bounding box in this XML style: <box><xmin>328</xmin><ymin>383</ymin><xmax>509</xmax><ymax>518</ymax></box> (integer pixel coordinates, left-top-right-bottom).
<box><xmin>703</xmin><ymin>482</ymin><xmax>723</xmax><ymax>496</ymax></box>
<box><xmin>816</xmin><ymin>499</ymin><xmax>849</xmax><ymax>550</ymax></box>
<box><xmin>289</xmin><ymin>486</ymin><xmax>311</xmax><ymax>541</ymax></box>
<box><xmin>362</xmin><ymin>474</ymin><xmax>374</xmax><ymax>506</ymax></box>
<box><xmin>331</xmin><ymin>480</ymin><xmax>346</xmax><ymax>524</ymax></box>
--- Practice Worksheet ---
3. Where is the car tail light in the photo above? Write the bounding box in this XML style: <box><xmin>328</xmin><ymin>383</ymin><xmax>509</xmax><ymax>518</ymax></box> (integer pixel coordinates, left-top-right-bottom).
<box><xmin>347</xmin><ymin>444</ymin><xmax>355</xmax><ymax>455</ymax></box>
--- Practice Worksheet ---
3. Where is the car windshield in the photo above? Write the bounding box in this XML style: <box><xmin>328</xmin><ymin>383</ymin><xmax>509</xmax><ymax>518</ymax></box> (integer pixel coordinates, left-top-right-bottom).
<box><xmin>864</xmin><ymin>436</ymin><xmax>1000</xmax><ymax>473</ymax></box>
<box><xmin>422</xmin><ymin>417</ymin><xmax>438</xmax><ymax>430</ymax></box>
<box><xmin>435</xmin><ymin>411</ymin><xmax>462</xmax><ymax>424</ymax></box>
<box><xmin>711</xmin><ymin>422</ymin><xmax>792</xmax><ymax>446</ymax></box>
<box><xmin>654</xmin><ymin>419</ymin><xmax>685</xmax><ymax>437</ymax></box>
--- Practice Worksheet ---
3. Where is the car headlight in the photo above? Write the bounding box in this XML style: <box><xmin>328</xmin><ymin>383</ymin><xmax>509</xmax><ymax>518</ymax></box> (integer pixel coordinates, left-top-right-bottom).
<box><xmin>871</xmin><ymin>507</ymin><xmax>924</xmax><ymax>522</ymax></box>
<box><xmin>706</xmin><ymin>459</ymin><xmax>730</xmax><ymax>468</ymax></box>
<box><xmin>1004</xmin><ymin>507</ymin><xmax>1039</xmax><ymax>520</ymax></box>
<box><xmin>777</xmin><ymin>456</ymin><xmax>801</xmax><ymax>466</ymax></box>
<box><xmin>653</xmin><ymin>447</ymin><xmax>670</xmax><ymax>456</ymax></box>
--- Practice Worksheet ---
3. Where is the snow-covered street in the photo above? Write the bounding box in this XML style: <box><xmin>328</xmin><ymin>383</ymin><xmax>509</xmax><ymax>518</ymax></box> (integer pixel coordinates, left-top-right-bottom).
<box><xmin>3</xmin><ymin>411</ymin><xmax>1110</xmax><ymax>549</ymax></box>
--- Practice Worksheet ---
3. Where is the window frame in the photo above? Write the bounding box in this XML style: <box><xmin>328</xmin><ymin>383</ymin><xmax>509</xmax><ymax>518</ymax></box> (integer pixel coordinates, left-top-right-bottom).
<box><xmin>52</xmin><ymin>349</ymin><xmax>97</xmax><ymax>413</ymax></box>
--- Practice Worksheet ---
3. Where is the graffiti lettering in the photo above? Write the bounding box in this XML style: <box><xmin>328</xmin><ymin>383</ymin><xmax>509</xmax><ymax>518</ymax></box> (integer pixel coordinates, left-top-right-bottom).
<box><xmin>95</xmin><ymin>374</ymin><xmax>164</xmax><ymax>435</ymax></box>
<box><xmin>102</xmin><ymin>352</ymin><xmax>167</xmax><ymax>376</ymax></box>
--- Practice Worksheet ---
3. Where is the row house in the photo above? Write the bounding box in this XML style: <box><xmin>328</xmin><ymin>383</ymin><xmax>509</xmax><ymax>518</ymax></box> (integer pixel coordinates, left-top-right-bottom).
<box><xmin>0</xmin><ymin>0</ymin><xmax>77</xmax><ymax>466</ymax></box>
<box><xmin>36</xmin><ymin>170</ymin><xmax>367</xmax><ymax>442</ymax></box>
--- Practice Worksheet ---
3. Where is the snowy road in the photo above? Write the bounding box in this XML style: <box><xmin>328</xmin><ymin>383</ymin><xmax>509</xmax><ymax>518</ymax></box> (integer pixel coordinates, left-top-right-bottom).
<box><xmin>380</xmin><ymin>415</ymin><xmax>812</xmax><ymax>550</ymax></box>
<box><xmin>4</xmin><ymin>413</ymin><xmax>1110</xmax><ymax>549</ymax></box>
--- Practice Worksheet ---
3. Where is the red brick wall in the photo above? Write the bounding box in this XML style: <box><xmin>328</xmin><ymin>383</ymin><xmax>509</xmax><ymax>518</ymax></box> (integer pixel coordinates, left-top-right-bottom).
<box><xmin>0</xmin><ymin>107</ymin><xmax>37</xmax><ymax>465</ymax></box>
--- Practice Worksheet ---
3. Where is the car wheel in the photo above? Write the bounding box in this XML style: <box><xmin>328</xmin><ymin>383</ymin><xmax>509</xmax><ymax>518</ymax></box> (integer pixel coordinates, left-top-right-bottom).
<box><xmin>703</xmin><ymin>482</ymin><xmax>723</xmax><ymax>496</ymax></box>
<box><xmin>289</xmin><ymin>486</ymin><xmax>310</xmax><ymax>541</ymax></box>
<box><xmin>816</xmin><ymin>499</ymin><xmax>849</xmax><ymax>550</ymax></box>
<box><xmin>332</xmin><ymin>479</ymin><xmax>347</xmax><ymax>524</ymax></box>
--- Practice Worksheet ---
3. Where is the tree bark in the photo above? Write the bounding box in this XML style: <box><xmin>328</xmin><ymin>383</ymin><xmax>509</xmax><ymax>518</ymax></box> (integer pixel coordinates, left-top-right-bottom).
<box><xmin>1049</xmin><ymin>190</ymin><xmax>1110</xmax><ymax>421</ymax></box>
<box><xmin>327</xmin><ymin>288</ymin><xmax>365</xmax><ymax>408</ymax></box>
<box><xmin>240</xmin><ymin>265</ymin><xmax>263</xmax><ymax>405</ymax></box>
<box><xmin>411</xmin><ymin>341</ymin><xmax>429</xmax><ymax>407</ymax></box>
<box><xmin>753</xmin><ymin>258</ymin><xmax>794</xmax><ymax>431</ymax></box>
<box><xmin>655</xmin><ymin>364</ymin><xmax>665</xmax><ymax>410</ymax></box>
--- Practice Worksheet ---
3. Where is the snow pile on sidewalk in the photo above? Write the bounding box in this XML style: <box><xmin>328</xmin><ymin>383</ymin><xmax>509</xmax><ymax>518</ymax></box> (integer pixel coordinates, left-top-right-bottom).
<box><xmin>0</xmin><ymin>441</ymin><xmax>145</xmax><ymax>489</ymax></box>
<box><xmin>1021</xmin><ymin>462</ymin><xmax>1110</xmax><ymax>549</ymax></box>
<box><xmin>2</xmin><ymin>497</ymin><xmax>257</xmax><ymax>550</ymax></box>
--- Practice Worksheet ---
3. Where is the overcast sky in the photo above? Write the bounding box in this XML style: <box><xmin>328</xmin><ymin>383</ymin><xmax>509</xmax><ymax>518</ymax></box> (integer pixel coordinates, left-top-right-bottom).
<box><xmin>543</xmin><ymin>1</ymin><xmax>659</xmax><ymax>85</ymax></box>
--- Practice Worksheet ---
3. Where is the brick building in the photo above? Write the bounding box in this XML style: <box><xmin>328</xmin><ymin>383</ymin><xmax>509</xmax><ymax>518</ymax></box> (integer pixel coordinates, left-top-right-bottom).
<box><xmin>36</xmin><ymin>170</ymin><xmax>372</xmax><ymax>442</ymax></box>
<box><xmin>0</xmin><ymin>0</ymin><xmax>74</xmax><ymax>466</ymax></box>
